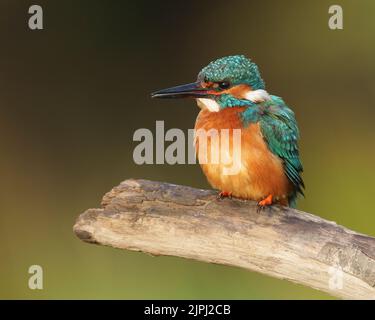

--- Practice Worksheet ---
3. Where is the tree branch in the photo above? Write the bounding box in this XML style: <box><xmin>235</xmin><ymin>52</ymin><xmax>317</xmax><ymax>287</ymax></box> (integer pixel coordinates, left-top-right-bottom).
<box><xmin>73</xmin><ymin>179</ymin><xmax>375</xmax><ymax>299</ymax></box>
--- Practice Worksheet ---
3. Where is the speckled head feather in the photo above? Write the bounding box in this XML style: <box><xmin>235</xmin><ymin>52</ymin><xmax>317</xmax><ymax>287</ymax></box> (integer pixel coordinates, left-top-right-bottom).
<box><xmin>197</xmin><ymin>55</ymin><xmax>265</xmax><ymax>90</ymax></box>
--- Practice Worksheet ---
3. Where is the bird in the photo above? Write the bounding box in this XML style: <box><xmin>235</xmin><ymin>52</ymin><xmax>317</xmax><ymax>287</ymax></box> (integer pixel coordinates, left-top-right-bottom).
<box><xmin>151</xmin><ymin>55</ymin><xmax>304</xmax><ymax>208</ymax></box>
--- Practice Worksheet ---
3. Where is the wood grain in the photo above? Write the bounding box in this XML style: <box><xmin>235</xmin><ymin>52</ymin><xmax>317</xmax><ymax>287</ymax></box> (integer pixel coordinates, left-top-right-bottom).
<box><xmin>73</xmin><ymin>179</ymin><xmax>375</xmax><ymax>299</ymax></box>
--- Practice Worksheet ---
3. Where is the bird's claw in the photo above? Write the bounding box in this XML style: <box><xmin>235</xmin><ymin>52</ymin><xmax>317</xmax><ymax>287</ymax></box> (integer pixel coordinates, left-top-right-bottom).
<box><xmin>257</xmin><ymin>194</ymin><xmax>273</xmax><ymax>213</ymax></box>
<box><xmin>218</xmin><ymin>191</ymin><xmax>232</xmax><ymax>200</ymax></box>
<box><xmin>256</xmin><ymin>203</ymin><xmax>273</xmax><ymax>213</ymax></box>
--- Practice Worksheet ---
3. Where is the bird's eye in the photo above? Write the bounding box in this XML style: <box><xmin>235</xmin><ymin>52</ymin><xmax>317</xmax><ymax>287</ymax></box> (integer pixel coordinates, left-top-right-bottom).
<box><xmin>218</xmin><ymin>81</ymin><xmax>230</xmax><ymax>90</ymax></box>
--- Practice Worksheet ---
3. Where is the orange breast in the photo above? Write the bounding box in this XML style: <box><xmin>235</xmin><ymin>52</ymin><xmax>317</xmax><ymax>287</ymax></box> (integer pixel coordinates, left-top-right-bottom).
<box><xmin>194</xmin><ymin>107</ymin><xmax>292</xmax><ymax>204</ymax></box>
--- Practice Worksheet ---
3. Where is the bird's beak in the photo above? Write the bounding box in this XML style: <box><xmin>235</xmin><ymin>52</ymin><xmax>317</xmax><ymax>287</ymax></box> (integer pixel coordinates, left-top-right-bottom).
<box><xmin>151</xmin><ymin>81</ymin><xmax>210</xmax><ymax>99</ymax></box>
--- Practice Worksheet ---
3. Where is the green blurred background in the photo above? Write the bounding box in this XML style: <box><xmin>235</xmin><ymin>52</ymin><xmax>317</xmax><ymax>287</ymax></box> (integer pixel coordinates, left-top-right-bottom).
<box><xmin>0</xmin><ymin>0</ymin><xmax>374</xmax><ymax>299</ymax></box>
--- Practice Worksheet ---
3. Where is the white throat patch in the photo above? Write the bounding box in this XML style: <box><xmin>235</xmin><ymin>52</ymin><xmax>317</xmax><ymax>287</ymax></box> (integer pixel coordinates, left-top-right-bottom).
<box><xmin>244</xmin><ymin>89</ymin><xmax>271</xmax><ymax>103</ymax></box>
<box><xmin>196</xmin><ymin>89</ymin><xmax>271</xmax><ymax>112</ymax></box>
<box><xmin>196</xmin><ymin>98</ymin><xmax>220</xmax><ymax>112</ymax></box>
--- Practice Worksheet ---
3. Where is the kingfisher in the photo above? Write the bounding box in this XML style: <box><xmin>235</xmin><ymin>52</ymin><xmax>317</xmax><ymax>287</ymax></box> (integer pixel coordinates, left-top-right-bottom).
<box><xmin>151</xmin><ymin>55</ymin><xmax>304</xmax><ymax>208</ymax></box>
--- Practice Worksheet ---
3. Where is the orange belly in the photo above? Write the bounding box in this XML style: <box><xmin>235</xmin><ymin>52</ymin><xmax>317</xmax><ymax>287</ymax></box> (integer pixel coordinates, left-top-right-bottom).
<box><xmin>195</xmin><ymin>107</ymin><xmax>292</xmax><ymax>204</ymax></box>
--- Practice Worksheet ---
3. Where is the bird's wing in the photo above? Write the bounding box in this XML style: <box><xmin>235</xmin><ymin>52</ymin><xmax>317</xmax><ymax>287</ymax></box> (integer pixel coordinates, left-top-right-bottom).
<box><xmin>259</xmin><ymin>96</ymin><xmax>304</xmax><ymax>198</ymax></box>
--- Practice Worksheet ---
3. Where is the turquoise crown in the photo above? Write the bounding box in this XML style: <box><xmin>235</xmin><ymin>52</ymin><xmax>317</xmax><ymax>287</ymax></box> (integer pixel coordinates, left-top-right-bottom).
<box><xmin>197</xmin><ymin>55</ymin><xmax>265</xmax><ymax>90</ymax></box>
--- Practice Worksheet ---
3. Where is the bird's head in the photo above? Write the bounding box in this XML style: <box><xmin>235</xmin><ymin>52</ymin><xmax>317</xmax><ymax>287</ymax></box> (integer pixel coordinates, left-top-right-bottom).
<box><xmin>151</xmin><ymin>55</ymin><xmax>269</xmax><ymax>111</ymax></box>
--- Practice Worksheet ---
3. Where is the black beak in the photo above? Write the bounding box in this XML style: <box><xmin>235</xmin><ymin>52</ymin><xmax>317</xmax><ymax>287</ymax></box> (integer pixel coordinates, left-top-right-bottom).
<box><xmin>151</xmin><ymin>81</ymin><xmax>210</xmax><ymax>99</ymax></box>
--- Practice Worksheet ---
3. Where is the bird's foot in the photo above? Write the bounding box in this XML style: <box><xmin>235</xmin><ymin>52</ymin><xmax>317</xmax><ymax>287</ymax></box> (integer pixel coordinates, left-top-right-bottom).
<box><xmin>257</xmin><ymin>194</ymin><xmax>273</xmax><ymax>212</ymax></box>
<box><xmin>218</xmin><ymin>191</ymin><xmax>232</xmax><ymax>200</ymax></box>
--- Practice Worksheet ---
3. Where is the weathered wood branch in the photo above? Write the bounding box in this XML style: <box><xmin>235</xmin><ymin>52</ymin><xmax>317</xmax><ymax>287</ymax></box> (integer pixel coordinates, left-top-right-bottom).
<box><xmin>73</xmin><ymin>179</ymin><xmax>375</xmax><ymax>299</ymax></box>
